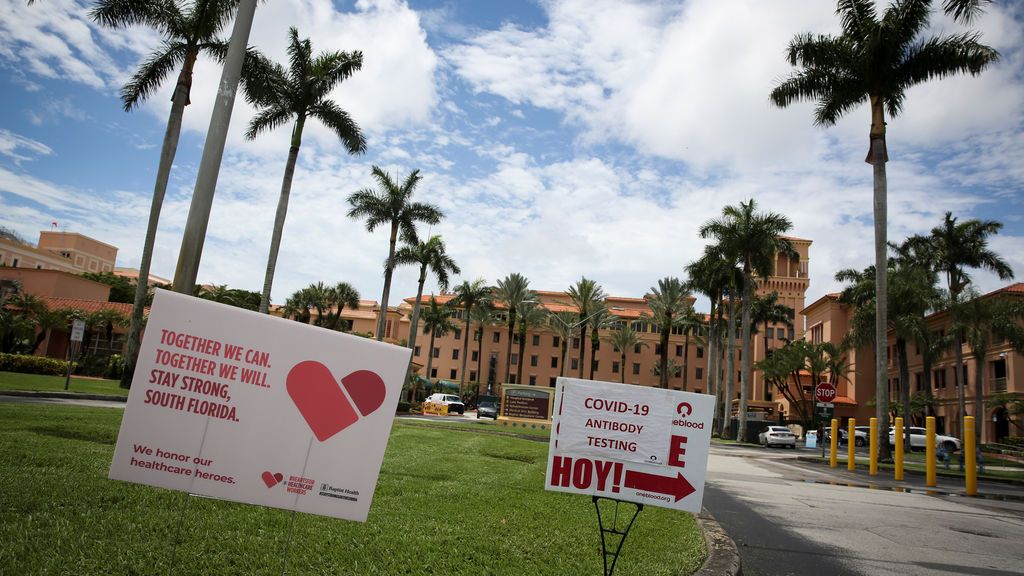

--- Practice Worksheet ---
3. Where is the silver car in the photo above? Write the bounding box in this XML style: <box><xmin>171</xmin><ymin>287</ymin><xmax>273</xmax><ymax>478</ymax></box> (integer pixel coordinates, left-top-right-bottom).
<box><xmin>759</xmin><ymin>426</ymin><xmax>797</xmax><ymax>448</ymax></box>
<box><xmin>889</xmin><ymin>426</ymin><xmax>961</xmax><ymax>452</ymax></box>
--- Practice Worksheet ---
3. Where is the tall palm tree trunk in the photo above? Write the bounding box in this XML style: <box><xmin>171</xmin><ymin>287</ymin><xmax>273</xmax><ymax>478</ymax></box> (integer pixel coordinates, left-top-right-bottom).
<box><xmin>403</xmin><ymin>271</ymin><xmax>427</xmax><ymax>395</ymax></box>
<box><xmin>619</xmin><ymin>350</ymin><xmax>626</xmax><ymax>384</ymax></box>
<box><xmin>709</xmin><ymin>300</ymin><xmax>720</xmax><ymax>425</ymax></box>
<box><xmin>459</xmin><ymin>315</ymin><xmax>471</xmax><ymax>395</ymax></box>
<box><xmin>475</xmin><ymin>326</ymin><xmax>485</xmax><ymax>394</ymax></box>
<box><xmin>659</xmin><ymin>327</ymin><xmax>670</xmax><ymax>389</ymax></box>
<box><xmin>724</xmin><ymin>295</ymin><xmax>737</xmax><ymax>438</ymax></box>
<box><xmin>738</xmin><ymin>271</ymin><xmax>753</xmax><ymax>443</ymax></box>
<box><xmin>425</xmin><ymin>330</ymin><xmax>437</xmax><ymax>386</ymax></box>
<box><xmin>682</xmin><ymin>333</ymin><xmax>690</xmax><ymax>391</ymax></box>
<box><xmin>517</xmin><ymin>332</ymin><xmax>527</xmax><ymax>382</ymax></box>
<box><xmin>578</xmin><ymin>324</ymin><xmax>587</xmax><ymax>379</ymax></box>
<box><xmin>898</xmin><ymin>338</ymin><xmax>911</xmax><ymax>451</ymax></box>
<box><xmin>375</xmin><ymin>224</ymin><xmax>399</xmax><ymax>341</ymax></box>
<box><xmin>560</xmin><ymin>341</ymin><xmax>568</xmax><ymax>378</ymax></box>
<box><xmin>954</xmin><ymin>327</ymin><xmax>966</xmax><ymax>438</ymax></box>
<box><xmin>588</xmin><ymin>332</ymin><xmax>599</xmax><ymax>380</ymax></box>
<box><xmin>120</xmin><ymin>50</ymin><xmax>198</xmax><ymax>388</ymax></box>
<box><xmin>973</xmin><ymin>349</ymin><xmax>985</xmax><ymax>443</ymax></box>
<box><xmin>504</xmin><ymin>313</ymin><xmax>515</xmax><ymax>384</ymax></box>
<box><xmin>259</xmin><ymin>118</ymin><xmax>305</xmax><ymax>314</ymax></box>
<box><xmin>871</xmin><ymin>99</ymin><xmax>891</xmax><ymax>462</ymax></box>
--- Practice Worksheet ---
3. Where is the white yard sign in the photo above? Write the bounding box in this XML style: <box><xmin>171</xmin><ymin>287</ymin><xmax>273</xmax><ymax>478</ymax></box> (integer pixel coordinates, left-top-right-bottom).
<box><xmin>545</xmin><ymin>377</ymin><xmax>714</xmax><ymax>513</ymax></box>
<box><xmin>109</xmin><ymin>290</ymin><xmax>411</xmax><ymax>522</ymax></box>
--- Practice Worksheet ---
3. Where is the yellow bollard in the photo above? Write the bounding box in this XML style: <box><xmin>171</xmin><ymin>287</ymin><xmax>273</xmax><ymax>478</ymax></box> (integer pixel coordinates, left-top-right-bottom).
<box><xmin>894</xmin><ymin>417</ymin><xmax>904</xmax><ymax>481</ymax></box>
<box><xmin>830</xmin><ymin>418</ymin><xmax>838</xmax><ymax>468</ymax></box>
<box><xmin>848</xmin><ymin>418</ymin><xmax>856</xmax><ymax>471</ymax></box>
<box><xmin>965</xmin><ymin>416</ymin><xmax>977</xmax><ymax>496</ymax></box>
<box><xmin>926</xmin><ymin>416</ymin><xmax>936</xmax><ymax>487</ymax></box>
<box><xmin>869</xmin><ymin>417</ymin><xmax>878</xmax><ymax>476</ymax></box>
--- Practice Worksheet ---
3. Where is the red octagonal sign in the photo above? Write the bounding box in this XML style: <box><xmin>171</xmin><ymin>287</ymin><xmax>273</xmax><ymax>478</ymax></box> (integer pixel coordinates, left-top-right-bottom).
<box><xmin>815</xmin><ymin>382</ymin><xmax>837</xmax><ymax>403</ymax></box>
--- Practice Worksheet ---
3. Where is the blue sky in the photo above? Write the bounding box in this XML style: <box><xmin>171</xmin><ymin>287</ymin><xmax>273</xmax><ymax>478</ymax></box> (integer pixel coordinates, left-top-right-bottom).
<box><xmin>1</xmin><ymin>0</ymin><xmax>1022</xmax><ymax>315</ymax></box>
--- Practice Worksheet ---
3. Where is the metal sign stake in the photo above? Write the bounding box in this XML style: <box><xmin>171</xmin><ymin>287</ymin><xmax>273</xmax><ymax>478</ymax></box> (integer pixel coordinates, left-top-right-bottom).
<box><xmin>593</xmin><ymin>496</ymin><xmax>643</xmax><ymax>576</ymax></box>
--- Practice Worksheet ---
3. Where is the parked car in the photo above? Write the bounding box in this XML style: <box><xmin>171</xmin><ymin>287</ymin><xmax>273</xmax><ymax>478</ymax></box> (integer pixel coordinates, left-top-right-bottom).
<box><xmin>425</xmin><ymin>393</ymin><xmax>465</xmax><ymax>415</ymax></box>
<box><xmin>823</xmin><ymin>426</ymin><xmax>868</xmax><ymax>447</ymax></box>
<box><xmin>477</xmin><ymin>400</ymin><xmax>499</xmax><ymax>419</ymax></box>
<box><xmin>759</xmin><ymin>426</ymin><xmax>797</xmax><ymax>448</ymax></box>
<box><xmin>889</xmin><ymin>426</ymin><xmax>961</xmax><ymax>452</ymax></box>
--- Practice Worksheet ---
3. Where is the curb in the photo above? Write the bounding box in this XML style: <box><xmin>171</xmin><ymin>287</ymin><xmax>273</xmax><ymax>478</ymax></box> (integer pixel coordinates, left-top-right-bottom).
<box><xmin>795</xmin><ymin>455</ymin><xmax>1024</xmax><ymax>487</ymax></box>
<box><xmin>694</xmin><ymin>508</ymin><xmax>741</xmax><ymax>576</ymax></box>
<box><xmin>0</xmin><ymin>390</ymin><xmax>127</xmax><ymax>402</ymax></box>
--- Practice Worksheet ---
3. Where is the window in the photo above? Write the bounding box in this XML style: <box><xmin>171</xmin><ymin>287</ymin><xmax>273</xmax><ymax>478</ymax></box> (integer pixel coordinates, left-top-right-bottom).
<box><xmin>697</xmin><ymin>347</ymin><xmax>704</xmax><ymax>359</ymax></box>
<box><xmin>533</xmin><ymin>334</ymin><xmax>540</xmax><ymax>346</ymax></box>
<box><xmin>571</xmin><ymin>359</ymin><xmax>579</xmax><ymax>370</ymax></box>
<box><xmin>551</xmin><ymin>356</ymin><xmax>558</xmax><ymax>368</ymax></box>
<box><xmin>414</xmin><ymin>346</ymin><xmax>421</xmax><ymax>357</ymax></box>
<box><xmin>493</xmin><ymin>332</ymin><xmax>501</xmax><ymax>343</ymax></box>
<box><xmin>531</xmin><ymin>355</ymin><xmax>538</xmax><ymax>367</ymax></box>
<box><xmin>513</xmin><ymin>334</ymin><xmax>520</xmax><ymax>344</ymax></box>
<box><xmin>766</xmin><ymin>329</ymin><xmax>773</xmax><ymax>340</ymax></box>
<box><xmin>511</xmin><ymin>354</ymin><xmax>518</xmax><ymax>366</ymax></box>
<box><xmin>452</xmin><ymin>349</ymin><xmax>459</xmax><ymax>360</ymax></box>
<box><xmin>470</xmin><ymin>371</ymin><xmax>477</xmax><ymax>382</ymax></box>
<box><xmin>675</xmin><ymin>345</ymin><xmax>683</xmax><ymax>356</ymax></box>
<box><xmin>454</xmin><ymin>328</ymin><xmax>461</xmax><ymax>340</ymax></box>
<box><xmin>934</xmin><ymin>368</ymin><xmax>947</xmax><ymax>389</ymax></box>
<box><xmin>509</xmin><ymin>374</ymin><xmax>517</xmax><ymax>384</ymax></box>
<box><xmin>915</xmin><ymin>372</ymin><xmax>923</xmax><ymax>391</ymax></box>
<box><xmin>450</xmin><ymin>369</ymin><xmax>457</xmax><ymax>379</ymax></box>
<box><xmin>613</xmin><ymin>361</ymin><xmax>620</xmax><ymax>373</ymax></box>
<box><xmin>529</xmin><ymin>375</ymin><xmax>537</xmax><ymax>386</ymax></box>
<box><xmin>472</xmin><ymin>350</ymin><xmax>478</xmax><ymax>362</ymax></box>
<box><xmin>788</xmin><ymin>328</ymin><xmax>794</xmax><ymax>340</ymax></box>
<box><xmin>432</xmin><ymin>348</ymin><xmax>439</xmax><ymax>358</ymax></box>
<box><xmin>11</xmin><ymin>258</ymin><xmax>19</xmax><ymax>267</ymax></box>
<box><xmin>553</xmin><ymin>336</ymin><xmax>560</xmax><ymax>347</ymax></box>
<box><xmin>696</xmin><ymin>367</ymin><xmax>703</xmax><ymax>380</ymax></box>
<box><xmin>634</xmin><ymin>344</ymin><xmax>641</xmax><ymax>354</ymax></box>
<box><xmin>632</xmin><ymin>363</ymin><xmax>640</xmax><ymax>375</ymax></box>
<box><xmin>810</xmin><ymin>324</ymin><xmax>823</xmax><ymax>345</ymax></box>
<box><xmin>430</xmin><ymin>368</ymin><xmax>437</xmax><ymax>378</ymax></box>
<box><xmin>549</xmin><ymin>377</ymin><xmax>557</xmax><ymax>387</ymax></box>
<box><xmin>777</xmin><ymin>328</ymin><xmax>785</xmax><ymax>339</ymax></box>
<box><xmin>573</xmin><ymin>337</ymin><xmax>580</xmax><ymax>349</ymax></box>
<box><xmin>655</xmin><ymin>344</ymin><xmax>663</xmax><ymax>355</ymax></box>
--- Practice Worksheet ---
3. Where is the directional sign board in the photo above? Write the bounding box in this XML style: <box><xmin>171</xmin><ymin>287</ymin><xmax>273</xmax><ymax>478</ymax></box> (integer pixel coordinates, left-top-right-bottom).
<box><xmin>70</xmin><ymin>319</ymin><xmax>85</xmax><ymax>343</ymax></box>
<box><xmin>545</xmin><ymin>377</ymin><xmax>713</xmax><ymax>513</ymax></box>
<box><xmin>814</xmin><ymin>382</ymin><xmax>837</xmax><ymax>404</ymax></box>
<box><xmin>109</xmin><ymin>290</ymin><xmax>411</xmax><ymax>522</ymax></box>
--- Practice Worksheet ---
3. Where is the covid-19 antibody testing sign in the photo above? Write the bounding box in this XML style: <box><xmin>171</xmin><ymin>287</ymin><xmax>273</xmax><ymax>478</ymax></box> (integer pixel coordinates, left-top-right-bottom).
<box><xmin>545</xmin><ymin>377</ymin><xmax>714</xmax><ymax>513</ymax></box>
<box><xmin>109</xmin><ymin>290</ymin><xmax>410</xmax><ymax>522</ymax></box>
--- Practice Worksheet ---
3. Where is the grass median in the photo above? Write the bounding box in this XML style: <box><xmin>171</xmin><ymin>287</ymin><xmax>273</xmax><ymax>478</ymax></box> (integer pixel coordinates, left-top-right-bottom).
<box><xmin>0</xmin><ymin>403</ymin><xmax>705</xmax><ymax>575</ymax></box>
<box><xmin>0</xmin><ymin>371</ymin><xmax>126</xmax><ymax>396</ymax></box>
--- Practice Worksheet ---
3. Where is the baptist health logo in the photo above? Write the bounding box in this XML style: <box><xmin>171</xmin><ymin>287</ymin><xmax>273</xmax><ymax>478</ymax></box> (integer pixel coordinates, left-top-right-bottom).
<box><xmin>672</xmin><ymin>402</ymin><xmax>705</xmax><ymax>429</ymax></box>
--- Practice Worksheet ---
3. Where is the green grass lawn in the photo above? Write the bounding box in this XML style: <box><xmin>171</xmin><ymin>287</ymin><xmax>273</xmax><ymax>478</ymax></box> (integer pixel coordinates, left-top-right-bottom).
<box><xmin>0</xmin><ymin>371</ymin><xmax>126</xmax><ymax>396</ymax></box>
<box><xmin>0</xmin><ymin>404</ymin><xmax>705</xmax><ymax>575</ymax></box>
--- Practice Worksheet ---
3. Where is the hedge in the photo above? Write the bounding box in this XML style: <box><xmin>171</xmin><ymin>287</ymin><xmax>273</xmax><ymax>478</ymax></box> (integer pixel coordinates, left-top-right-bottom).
<box><xmin>0</xmin><ymin>353</ymin><xmax>70</xmax><ymax>376</ymax></box>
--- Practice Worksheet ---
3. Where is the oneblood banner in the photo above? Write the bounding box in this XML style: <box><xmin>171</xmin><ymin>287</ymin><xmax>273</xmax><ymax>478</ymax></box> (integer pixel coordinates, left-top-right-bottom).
<box><xmin>109</xmin><ymin>290</ymin><xmax>410</xmax><ymax>522</ymax></box>
<box><xmin>545</xmin><ymin>377</ymin><xmax>714</xmax><ymax>513</ymax></box>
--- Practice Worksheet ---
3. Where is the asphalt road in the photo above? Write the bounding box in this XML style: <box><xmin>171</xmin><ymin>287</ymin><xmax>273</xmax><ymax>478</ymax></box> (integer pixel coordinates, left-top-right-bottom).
<box><xmin>703</xmin><ymin>444</ymin><xmax>1024</xmax><ymax>576</ymax></box>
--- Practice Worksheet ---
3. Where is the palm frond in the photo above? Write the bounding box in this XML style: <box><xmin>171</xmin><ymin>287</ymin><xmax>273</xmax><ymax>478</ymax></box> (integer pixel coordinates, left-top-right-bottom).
<box><xmin>309</xmin><ymin>101</ymin><xmax>367</xmax><ymax>154</ymax></box>
<box><xmin>244</xmin><ymin>106</ymin><xmax>294</xmax><ymax>140</ymax></box>
<box><xmin>310</xmin><ymin>50</ymin><xmax>363</xmax><ymax>96</ymax></box>
<box><xmin>90</xmin><ymin>0</ymin><xmax>180</xmax><ymax>35</ymax></box>
<box><xmin>120</xmin><ymin>42</ymin><xmax>187</xmax><ymax>111</ymax></box>
<box><xmin>942</xmin><ymin>0</ymin><xmax>991</xmax><ymax>25</ymax></box>
<box><xmin>836</xmin><ymin>0</ymin><xmax>878</xmax><ymax>40</ymax></box>
<box><xmin>897</xmin><ymin>32</ymin><xmax>1000</xmax><ymax>89</ymax></box>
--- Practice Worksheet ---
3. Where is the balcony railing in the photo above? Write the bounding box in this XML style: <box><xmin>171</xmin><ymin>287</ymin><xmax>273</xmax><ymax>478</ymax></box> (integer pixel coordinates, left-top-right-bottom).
<box><xmin>993</xmin><ymin>377</ymin><xmax>1007</xmax><ymax>392</ymax></box>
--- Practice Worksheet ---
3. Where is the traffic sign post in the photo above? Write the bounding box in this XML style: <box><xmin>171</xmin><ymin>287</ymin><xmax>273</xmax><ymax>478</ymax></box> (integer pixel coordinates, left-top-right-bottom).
<box><xmin>813</xmin><ymin>383</ymin><xmax>837</xmax><ymax>457</ymax></box>
<box><xmin>64</xmin><ymin>319</ymin><xmax>86</xmax><ymax>391</ymax></box>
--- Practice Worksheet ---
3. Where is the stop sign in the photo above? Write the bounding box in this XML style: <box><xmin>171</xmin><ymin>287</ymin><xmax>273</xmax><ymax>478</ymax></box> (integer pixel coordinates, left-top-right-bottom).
<box><xmin>814</xmin><ymin>382</ymin><xmax>837</xmax><ymax>403</ymax></box>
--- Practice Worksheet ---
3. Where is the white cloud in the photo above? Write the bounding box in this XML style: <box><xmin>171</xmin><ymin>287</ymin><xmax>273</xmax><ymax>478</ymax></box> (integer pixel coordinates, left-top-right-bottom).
<box><xmin>0</xmin><ymin>129</ymin><xmax>53</xmax><ymax>163</ymax></box>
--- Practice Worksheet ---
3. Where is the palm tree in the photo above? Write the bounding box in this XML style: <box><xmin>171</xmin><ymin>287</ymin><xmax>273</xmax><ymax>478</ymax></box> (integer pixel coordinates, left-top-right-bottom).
<box><xmin>954</xmin><ymin>289</ymin><xmax>1024</xmax><ymax>442</ymax></box>
<box><xmin>92</xmin><ymin>0</ymin><xmax>248</xmax><ymax>388</ymax></box>
<box><xmin>770</xmin><ymin>0</ymin><xmax>999</xmax><ymax>448</ymax></box>
<box><xmin>701</xmin><ymin>199</ymin><xmax>794</xmax><ymax>442</ymax></box>
<box><xmin>605</xmin><ymin>323</ymin><xmax>645</xmax><ymax>384</ymax></box>
<box><xmin>515</xmin><ymin>302</ymin><xmax>549</xmax><ymax>384</ymax></box>
<box><xmin>548</xmin><ymin>311</ymin><xmax>579</xmax><ymax>378</ymax></box>
<box><xmin>394</xmin><ymin>236</ymin><xmax>460</xmax><ymax>381</ymax></box>
<box><xmin>246</xmin><ymin>28</ymin><xmax>367</xmax><ymax>314</ymax></box>
<box><xmin>347</xmin><ymin>166</ymin><xmax>442</xmax><ymax>341</ymax></box>
<box><xmin>420</xmin><ymin>297</ymin><xmax>455</xmax><ymax>389</ymax></box>
<box><xmin>751</xmin><ymin>291</ymin><xmax>794</xmax><ymax>398</ymax></box>
<box><xmin>567</xmin><ymin>277</ymin><xmax>606</xmax><ymax>379</ymax></box>
<box><xmin>687</xmin><ymin>245</ymin><xmax>736</xmax><ymax>430</ymax></box>
<box><xmin>677</xmin><ymin>305</ymin><xmax>706</xmax><ymax>392</ymax></box>
<box><xmin>494</xmin><ymin>274</ymin><xmax>533</xmax><ymax>384</ymax></box>
<box><xmin>644</xmin><ymin>277</ymin><xmax>691</xmax><ymax>389</ymax></box>
<box><xmin>450</xmin><ymin>279</ymin><xmax>491</xmax><ymax>395</ymax></box>
<box><xmin>914</xmin><ymin>212</ymin><xmax>1014</xmax><ymax>437</ymax></box>
<box><xmin>470</xmin><ymin>301</ymin><xmax>498</xmax><ymax>394</ymax></box>
<box><xmin>319</xmin><ymin>282</ymin><xmax>360</xmax><ymax>331</ymax></box>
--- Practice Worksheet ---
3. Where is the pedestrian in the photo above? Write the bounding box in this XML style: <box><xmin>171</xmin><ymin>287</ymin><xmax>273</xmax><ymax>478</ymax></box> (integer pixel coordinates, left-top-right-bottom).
<box><xmin>937</xmin><ymin>444</ymin><xmax>950</xmax><ymax>469</ymax></box>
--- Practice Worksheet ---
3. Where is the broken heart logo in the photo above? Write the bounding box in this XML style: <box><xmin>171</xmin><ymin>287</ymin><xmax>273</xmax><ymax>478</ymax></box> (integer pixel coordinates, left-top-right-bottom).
<box><xmin>261</xmin><ymin>471</ymin><xmax>284</xmax><ymax>488</ymax></box>
<box><xmin>286</xmin><ymin>361</ymin><xmax>386</xmax><ymax>442</ymax></box>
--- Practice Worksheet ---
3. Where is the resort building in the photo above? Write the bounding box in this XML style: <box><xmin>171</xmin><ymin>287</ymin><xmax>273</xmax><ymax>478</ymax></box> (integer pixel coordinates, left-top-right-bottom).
<box><xmin>0</xmin><ymin>230</ymin><xmax>117</xmax><ymax>274</ymax></box>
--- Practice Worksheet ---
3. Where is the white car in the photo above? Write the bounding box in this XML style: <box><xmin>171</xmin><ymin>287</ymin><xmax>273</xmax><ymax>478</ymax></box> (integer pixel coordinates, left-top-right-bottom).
<box><xmin>759</xmin><ymin>426</ymin><xmax>797</xmax><ymax>449</ymax></box>
<box><xmin>424</xmin><ymin>393</ymin><xmax>465</xmax><ymax>415</ymax></box>
<box><xmin>889</xmin><ymin>426</ymin><xmax>961</xmax><ymax>452</ymax></box>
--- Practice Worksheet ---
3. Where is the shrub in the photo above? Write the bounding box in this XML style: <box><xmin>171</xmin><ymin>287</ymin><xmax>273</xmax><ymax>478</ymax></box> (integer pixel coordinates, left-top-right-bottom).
<box><xmin>396</xmin><ymin>401</ymin><xmax>411</xmax><ymax>413</ymax></box>
<box><xmin>0</xmin><ymin>353</ymin><xmax>69</xmax><ymax>376</ymax></box>
<box><xmin>105</xmin><ymin>354</ymin><xmax>124</xmax><ymax>380</ymax></box>
<box><xmin>73</xmin><ymin>354</ymin><xmax>110</xmax><ymax>378</ymax></box>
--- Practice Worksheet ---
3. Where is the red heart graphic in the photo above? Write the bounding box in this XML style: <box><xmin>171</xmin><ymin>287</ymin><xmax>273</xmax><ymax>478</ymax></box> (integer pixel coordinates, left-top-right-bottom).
<box><xmin>262</xmin><ymin>471</ymin><xmax>284</xmax><ymax>488</ymax></box>
<box><xmin>286</xmin><ymin>361</ymin><xmax>386</xmax><ymax>442</ymax></box>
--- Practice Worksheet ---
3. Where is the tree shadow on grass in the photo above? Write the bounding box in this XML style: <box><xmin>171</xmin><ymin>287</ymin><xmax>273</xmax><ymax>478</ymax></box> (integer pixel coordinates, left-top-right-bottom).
<box><xmin>29</xmin><ymin>425</ymin><xmax>116</xmax><ymax>445</ymax></box>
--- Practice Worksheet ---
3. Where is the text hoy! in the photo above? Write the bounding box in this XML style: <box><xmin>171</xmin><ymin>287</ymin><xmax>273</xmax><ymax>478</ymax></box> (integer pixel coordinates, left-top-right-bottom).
<box><xmin>550</xmin><ymin>455</ymin><xmax>696</xmax><ymax>502</ymax></box>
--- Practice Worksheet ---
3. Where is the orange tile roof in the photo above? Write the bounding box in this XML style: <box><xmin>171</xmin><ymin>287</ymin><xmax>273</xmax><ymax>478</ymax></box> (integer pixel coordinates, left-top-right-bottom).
<box><xmin>40</xmin><ymin>297</ymin><xmax>143</xmax><ymax>317</ymax></box>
